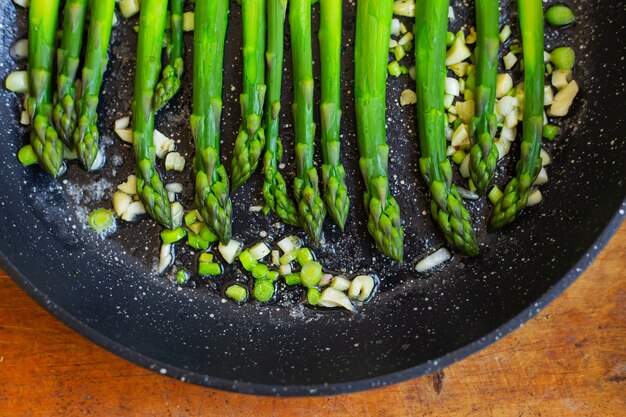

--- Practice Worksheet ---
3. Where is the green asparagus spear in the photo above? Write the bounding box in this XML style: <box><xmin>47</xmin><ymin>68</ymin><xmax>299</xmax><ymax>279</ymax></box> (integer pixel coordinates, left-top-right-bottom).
<box><xmin>489</xmin><ymin>0</ymin><xmax>544</xmax><ymax>229</ymax></box>
<box><xmin>319</xmin><ymin>0</ymin><xmax>349</xmax><ymax>230</ymax></box>
<box><xmin>154</xmin><ymin>0</ymin><xmax>184</xmax><ymax>110</ymax></box>
<box><xmin>414</xmin><ymin>0</ymin><xmax>479</xmax><ymax>256</ymax></box>
<box><xmin>354</xmin><ymin>0</ymin><xmax>403</xmax><ymax>261</ymax></box>
<box><xmin>27</xmin><ymin>0</ymin><xmax>64</xmax><ymax>178</ymax></box>
<box><xmin>290</xmin><ymin>0</ymin><xmax>326</xmax><ymax>243</ymax></box>
<box><xmin>262</xmin><ymin>0</ymin><xmax>300</xmax><ymax>226</ymax></box>
<box><xmin>53</xmin><ymin>0</ymin><xmax>89</xmax><ymax>147</ymax></box>
<box><xmin>73</xmin><ymin>0</ymin><xmax>116</xmax><ymax>170</ymax></box>
<box><xmin>133</xmin><ymin>0</ymin><xmax>172</xmax><ymax>229</ymax></box>
<box><xmin>469</xmin><ymin>0</ymin><xmax>500</xmax><ymax>195</ymax></box>
<box><xmin>231</xmin><ymin>0</ymin><xmax>267</xmax><ymax>190</ymax></box>
<box><xmin>191</xmin><ymin>0</ymin><xmax>232</xmax><ymax>243</ymax></box>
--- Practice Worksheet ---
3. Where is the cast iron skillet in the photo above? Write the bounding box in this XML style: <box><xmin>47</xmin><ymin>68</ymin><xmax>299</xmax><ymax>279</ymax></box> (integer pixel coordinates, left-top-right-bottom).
<box><xmin>0</xmin><ymin>1</ymin><xmax>624</xmax><ymax>396</ymax></box>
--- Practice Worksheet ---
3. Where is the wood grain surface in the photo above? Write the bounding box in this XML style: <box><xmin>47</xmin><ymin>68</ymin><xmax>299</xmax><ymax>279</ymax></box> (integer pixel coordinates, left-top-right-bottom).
<box><xmin>0</xmin><ymin>224</ymin><xmax>624</xmax><ymax>417</ymax></box>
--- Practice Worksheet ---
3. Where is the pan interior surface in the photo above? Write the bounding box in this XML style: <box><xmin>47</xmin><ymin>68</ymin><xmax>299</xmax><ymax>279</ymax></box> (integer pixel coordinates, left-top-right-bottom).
<box><xmin>0</xmin><ymin>1</ymin><xmax>624</xmax><ymax>395</ymax></box>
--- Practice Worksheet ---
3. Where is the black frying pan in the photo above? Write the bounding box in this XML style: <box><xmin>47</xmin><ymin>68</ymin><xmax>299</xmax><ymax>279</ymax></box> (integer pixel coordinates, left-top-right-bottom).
<box><xmin>0</xmin><ymin>0</ymin><xmax>624</xmax><ymax>396</ymax></box>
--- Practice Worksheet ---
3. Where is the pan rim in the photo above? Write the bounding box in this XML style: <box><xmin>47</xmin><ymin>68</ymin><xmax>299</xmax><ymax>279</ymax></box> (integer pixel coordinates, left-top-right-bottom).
<box><xmin>1</xmin><ymin>202</ymin><xmax>624</xmax><ymax>397</ymax></box>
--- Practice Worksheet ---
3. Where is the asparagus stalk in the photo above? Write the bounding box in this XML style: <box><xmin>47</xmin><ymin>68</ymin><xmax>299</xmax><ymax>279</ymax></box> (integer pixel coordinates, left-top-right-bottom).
<box><xmin>354</xmin><ymin>0</ymin><xmax>403</xmax><ymax>261</ymax></box>
<box><xmin>154</xmin><ymin>0</ymin><xmax>184</xmax><ymax>110</ymax></box>
<box><xmin>262</xmin><ymin>0</ymin><xmax>300</xmax><ymax>226</ymax></box>
<box><xmin>191</xmin><ymin>0</ymin><xmax>232</xmax><ymax>243</ymax></box>
<box><xmin>53</xmin><ymin>0</ymin><xmax>89</xmax><ymax>147</ymax></box>
<box><xmin>290</xmin><ymin>0</ymin><xmax>326</xmax><ymax>243</ymax></box>
<box><xmin>73</xmin><ymin>0</ymin><xmax>116</xmax><ymax>170</ymax></box>
<box><xmin>133</xmin><ymin>0</ymin><xmax>172</xmax><ymax>228</ymax></box>
<box><xmin>489</xmin><ymin>0</ymin><xmax>544</xmax><ymax>229</ymax></box>
<box><xmin>469</xmin><ymin>0</ymin><xmax>500</xmax><ymax>195</ymax></box>
<box><xmin>27</xmin><ymin>0</ymin><xmax>64</xmax><ymax>178</ymax></box>
<box><xmin>319</xmin><ymin>0</ymin><xmax>349</xmax><ymax>230</ymax></box>
<box><xmin>414</xmin><ymin>0</ymin><xmax>479</xmax><ymax>256</ymax></box>
<box><xmin>231</xmin><ymin>0</ymin><xmax>267</xmax><ymax>190</ymax></box>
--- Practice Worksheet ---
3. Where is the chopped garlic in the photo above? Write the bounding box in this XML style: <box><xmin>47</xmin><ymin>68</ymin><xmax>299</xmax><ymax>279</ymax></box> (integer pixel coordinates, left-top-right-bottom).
<box><xmin>112</xmin><ymin>191</ymin><xmax>132</xmax><ymax>217</ymax></box>
<box><xmin>219</xmin><ymin>240</ymin><xmax>243</xmax><ymax>264</ymax></box>
<box><xmin>348</xmin><ymin>275</ymin><xmax>375</xmax><ymax>301</ymax></box>
<box><xmin>400</xmin><ymin>89</ymin><xmax>417</xmax><ymax>106</ymax></box>
<box><xmin>171</xmin><ymin>202</ymin><xmax>184</xmax><ymax>228</ymax></box>
<box><xmin>444</xmin><ymin>77</ymin><xmax>460</xmax><ymax>96</ymax></box>
<box><xmin>544</xmin><ymin>85</ymin><xmax>554</xmax><ymax>106</ymax></box>
<box><xmin>119</xmin><ymin>0</ymin><xmax>140</xmax><ymax>19</ymax></box>
<box><xmin>115</xmin><ymin>128</ymin><xmax>133</xmax><ymax>144</ymax></box>
<box><xmin>114</xmin><ymin>116</ymin><xmax>130</xmax><ymax>130</ymax></box>
<box><xmin>154</xmin><ymin>129</ymin><xmax>175</xmax><ymax>158</ymax></box>
<box><xmin>182</xmin><ymin>12</ymin><xmax>194</xmax><ymax>32</ymax></box>
<box><xmin>10</xmin><ymin>39</ymin><xmax>28</xmax><ymax>60</ymax></box>
<box><xmin>446</xmin><ymin>35</ymin><xmax>471</xmax><ymax>66</ymax></box>
<box><xmin>527</xmin><ymin>189</ymin><xmax>543</xmax><ymax>207</ymax></box>
<box><xmin>503</xmin><ymin>52</ymin><xmax>518</xmax><ymax>70</ymax></box>
<box><xmin>496</xmin><ymin>73</ymin><xmax>513</xmax><ymax>98</ymax></box>
<box><xmin>415</xmin><ymin>248</ymin><xmax>451</xmax><ymax>273</ymax></box>
<box><xmin>551</xmin><ymin>69</ymin><xmax>572</xmax><ymax>90</ymax></box>
<box><xmin>5</xmin><ymin>71</ymin><xmax>28</xmax><ymax>93</ymax></box>
<box><xmin>393</xmin><ymin>0</ymin><xmax>416</xmax><ymax>17</ymax></box>
<box><xmin>164</xmin><ymin>151</ymin><xmax>185</xmax><ymax>171</ymax></box>
<box><xmin>549</xmin><ymin>80</ymin><xmax>579</xmax><ymax>117</ymax></box>
<box><xmin>455</xmin><ymin>100</ymin><xmax>475</xmax><ymax>125</ymax></box>
<box><xmin>117</xmin><ymin>174</ymin><xmax>137</xmax><ymax>195</ymax></box>
<box><xmin>319</xmin><ymin>288</ymin><xmax>355</xmax><ymax>311</ymax></box>
<box><xmin>157</xmin><ymin>243</ymin><xmax>173</xmax><ymax>274</ymax></box>
<box><xmin>120</xmin><ymin>201</ymin><xmax>146</xmax><ymax>222</ymax></box>
<box><xmin>451</xmin><ymin>124</ymin><xmax>469</xmax><ymax>147</ymax></box>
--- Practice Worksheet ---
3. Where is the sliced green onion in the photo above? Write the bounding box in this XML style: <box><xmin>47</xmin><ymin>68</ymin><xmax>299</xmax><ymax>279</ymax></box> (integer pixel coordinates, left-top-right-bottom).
<box><xmin>186</xmin><ymin>231</ymin><xmax>209</xmax><ymax>251</ymax></box>
<box><xmin>499</xmin><ymin>24</ymin><xmax>511</xmax><ymax>43</ymax></box>
<box><xmin>388</xmin><ymin>61</ymin><xmax>402</xmax><ymax>77</ymax></box>
<box><xmin>307</xmin><ymin>288</ymin><xmax>321</xmax><ymax>306</ymax></box>
<box><xmin>176</xmin><ymin>269</ymin><xmax>189</xmax><ymax>285</ymax></box>
<box><xmin>253</xmin><ymin>280</ymin><xmax>275</xmax><ymax>302</ymax></box>
<box><xmin>199</xmin><ymin>252</ymin><xmax>214</xmax><ymax>264</ymax></box>
<box><xmin>296</xmin><ymin>248</ymin><xmax>315</xmax><ymax>266</ymax></box>
<box><xmin>452</xmin><ymin>149</ymin><xmax>466</xmax><ymax>165</ymax></box>
<box><xmin>542</xmin><ymin>124</ymin><xmax>558</xmax><ymax>140</ymax></box>
<box><xmin>278</xmin><ymin>263</ymin><xmax>292</xmax><ymax>276</ymax></box>
<box><xmin>119</xmin><ymin>0</ymin><xmax>140</xmax><ymax>19</ymax></box>
<box><xmin>285</xmin><ymin>273</ymin><xmax>301</xmax><ymax>286</ymax></box>
<box><xmin>182</xmin><ymin>11</ymin><xmax>195</xmax><ymax>31</ymax></box>
<box><xmin>160</xmin><ymin>227</ymin><xmax>186</xmax><ymax>244</ymax></box>
<box><xmin>550</xmin><ymin>47</ymin><xmax>575</xmax><ymax>70</ymax></box>
<box><xmin>267</xmin><ymin>271</ymin><xmax>280</xmax><ymax>282</ymax></box>
<box><xmin>279</xmin><ymin>250</ymin><xmax>298</xmax><ymax>265</ymax></box>
<box><xmin>239</xmin><ymin>250</ymin><xmax>257</xmax><ymax>271</ymax></box>
<box><xmin>88</xmin><ymin>208</ymin><xmax>115</xmax><ymax>234</ymax></box>
<box><xmin>198</xmin><ymin>262</ymin><xmax>222</xmax><ymax>276</ymax></box>
<box><xmin>225</xmin><ymin>284</ymin><xmax>248</xmax><ymax>302</ymax></box>
<box><xmin>545</xmin><ymin>5</ymin><xmax>575</xmax><ymax>27</ymax></box>
<box><xmin>199</xmin><ymin>226</ymin><xmax>218</xmax><ymax>243</ymax></box>
<box><xmin>300</xmin><ymin>261</ymin><xmax>323</xmax><ymax>288</ymax></box>
<box><xmin>251</xmin><ymin>263</ymin><xmax>269</xmax><ymax>280</ymax></box>
<box><xmin>17</xmin><ymin>145</ymin><xmax>37</xmax><ymax>166</ymax></box>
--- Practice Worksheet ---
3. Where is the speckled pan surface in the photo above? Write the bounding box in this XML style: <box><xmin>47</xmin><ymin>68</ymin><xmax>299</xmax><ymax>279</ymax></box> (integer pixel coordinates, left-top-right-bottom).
<box><xmin>0</xmin><ymin>0</ymin><xmax>625</xmax><ymax>396</ymax></box>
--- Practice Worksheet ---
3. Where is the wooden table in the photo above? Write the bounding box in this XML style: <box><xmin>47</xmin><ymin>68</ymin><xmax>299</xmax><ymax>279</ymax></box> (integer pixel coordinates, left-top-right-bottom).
<box><xmin>1</xmin><ymin>225</ymin><xmax>624</xmax><ymax>416</ymax></box>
